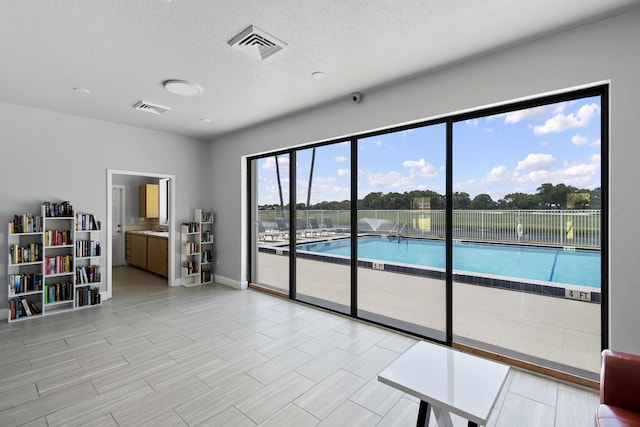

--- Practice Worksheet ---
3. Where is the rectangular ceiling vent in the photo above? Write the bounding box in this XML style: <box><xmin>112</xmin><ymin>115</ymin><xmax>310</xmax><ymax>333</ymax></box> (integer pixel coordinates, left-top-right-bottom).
<box><xmin>228</xmin><ymin>25</ymin><xmax>287</xmax><ymax>60</ymax></box>
<box><xmin>132</xmin><ymin>101</ymin><xmax>171</xmax><ymax>115</ymax></box>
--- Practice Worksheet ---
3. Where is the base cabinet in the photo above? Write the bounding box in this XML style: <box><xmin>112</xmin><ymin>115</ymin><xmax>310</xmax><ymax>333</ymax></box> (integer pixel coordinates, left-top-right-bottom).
<box><xmin>125</xmin><ymin>231</ymin><xmax>167</xmax><ymax>277</ymax></box>
<box><xmin>147</xmin><ymin>236</ymin><xmax>168</xmax><ymax>277</ymax></box>
<box><xmin>130</xmin><ymin>234</ymin><xmax>147</xmax><ymax>269</ymax></box>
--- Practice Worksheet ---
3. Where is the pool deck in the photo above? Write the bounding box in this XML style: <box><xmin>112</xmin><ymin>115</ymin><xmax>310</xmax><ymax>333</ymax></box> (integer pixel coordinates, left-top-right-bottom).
<box><xmin>257</xmin><ymin>240</ymin><xmax>601</xmax><ymax>376</ymax></box>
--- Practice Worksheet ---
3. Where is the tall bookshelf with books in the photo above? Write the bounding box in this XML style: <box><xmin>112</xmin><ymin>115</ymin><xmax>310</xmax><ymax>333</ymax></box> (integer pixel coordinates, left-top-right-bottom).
<box><xmin>181</xmin><ymin>209</ymin><xmax>215</xmax><ymax>286</ymax></box>
<box><xmin>74</xmin><ymin>212</ymin><xmax>102</xmax><ymax>308</ymax></box>
<box><xmin>197</xmin><ymin>209</ymin><xmax>215</xmax><ymax>285</ymax></box>
<box><xmin>7</xmin><ymin>201</ymin><xmax>102</xmax><ymax>322</ymax></box>
<box><xmin>180</xmin><ymin>220</ymin><xmax>200</xmax><ymax>286</ymax></box>
<box><xmin>8</xmin><ymin>213</ymin><xmax>44</xmax><ymax>321</ymax></box>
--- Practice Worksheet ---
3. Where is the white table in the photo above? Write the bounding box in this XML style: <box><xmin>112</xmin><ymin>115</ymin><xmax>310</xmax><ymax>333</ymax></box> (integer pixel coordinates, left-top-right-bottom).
<box><xmin>378</xmin><ymin>341</ymin><xmax>509</xmax><ymax>427</ymax></box>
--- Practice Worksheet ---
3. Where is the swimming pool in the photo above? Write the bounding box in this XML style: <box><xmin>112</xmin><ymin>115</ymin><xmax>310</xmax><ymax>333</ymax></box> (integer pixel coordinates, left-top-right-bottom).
<box><xmin>297</xmin><ymin>236</ymin><xmax>601</xmax><ymax>289</ymax></box>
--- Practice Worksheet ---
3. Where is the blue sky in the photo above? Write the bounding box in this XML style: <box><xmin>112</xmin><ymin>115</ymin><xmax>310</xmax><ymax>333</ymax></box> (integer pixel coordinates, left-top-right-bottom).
<box><xmin>258</xmin><ymin>95</ymin><xmax>601</xmax><ymax>205</ymax></box>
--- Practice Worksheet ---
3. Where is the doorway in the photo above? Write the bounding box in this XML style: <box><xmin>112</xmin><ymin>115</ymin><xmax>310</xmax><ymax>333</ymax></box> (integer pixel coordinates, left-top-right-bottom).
<box><xmin>106</xmin><ymin>169</ymin><xmax>177</xmax><ymax>300</ymax></box>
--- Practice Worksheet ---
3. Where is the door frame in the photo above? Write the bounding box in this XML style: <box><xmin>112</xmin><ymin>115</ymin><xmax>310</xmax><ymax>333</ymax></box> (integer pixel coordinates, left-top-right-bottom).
<box><xmin>112</xmin><ymin>184</ymin><xmax>126</xmax><ymax>266</ymax></box>
<box><xmin>106</xmin><ymin>169</ymin><xmax>178</xmax><ymax>300</ymax></box>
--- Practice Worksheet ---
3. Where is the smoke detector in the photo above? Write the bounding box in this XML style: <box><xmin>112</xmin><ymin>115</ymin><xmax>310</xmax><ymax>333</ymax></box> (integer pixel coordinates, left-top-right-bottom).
<box><xmin>228</xmin><ymin>25</ymin><xmax>287</xmax><ymax>60</ymax></box>
<box><xmin>132</xmin><ymin>101</ymin><xmax>171</xmax><ymax>115</ymax></box>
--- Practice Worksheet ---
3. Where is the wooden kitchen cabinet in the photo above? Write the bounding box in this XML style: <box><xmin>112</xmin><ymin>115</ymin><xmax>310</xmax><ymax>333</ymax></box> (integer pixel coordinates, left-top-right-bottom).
<box><xmin>139</xmin><ymin>184</ymin><xmax>159</xmax><ymax>218</ymax></box>
<box><xmin>129</xmin><ymin>233</ymin><xmax>148</xmax><ymax>269</ymax></box>
<box><xmin>147</xmin><ymin>236</ymin><xmax>168</xmax><ymax>277</ymax></box>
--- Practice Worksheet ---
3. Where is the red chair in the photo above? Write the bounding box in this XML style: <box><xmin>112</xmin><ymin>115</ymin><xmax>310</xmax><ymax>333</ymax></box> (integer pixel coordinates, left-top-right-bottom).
<box><xmin>596</xmin><ymin>349</ymin><xmax>640</xmax><ymax>426</ymax></box>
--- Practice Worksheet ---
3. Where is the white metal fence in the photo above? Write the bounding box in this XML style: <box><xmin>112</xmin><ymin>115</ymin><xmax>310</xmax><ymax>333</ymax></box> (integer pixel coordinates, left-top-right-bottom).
<box><xmin>258</xmin><ymin>209</ymin><xmax>601</xmax><ymax>248</ymax></box>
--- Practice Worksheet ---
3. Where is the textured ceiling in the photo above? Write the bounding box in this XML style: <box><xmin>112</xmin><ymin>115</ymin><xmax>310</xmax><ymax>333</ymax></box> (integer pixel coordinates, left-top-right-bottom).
<box><xmin>1</xmin><ymin>0</ymin><xmax>639</xmax><ymax>140</ymax></box>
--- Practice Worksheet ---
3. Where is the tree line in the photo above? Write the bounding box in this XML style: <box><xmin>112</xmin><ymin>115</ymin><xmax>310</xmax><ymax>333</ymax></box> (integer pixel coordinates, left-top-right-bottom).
<box><xmin>260</xmin><ymin>183</ymin><xmax>601</xmax><ymax>210</ymax></box>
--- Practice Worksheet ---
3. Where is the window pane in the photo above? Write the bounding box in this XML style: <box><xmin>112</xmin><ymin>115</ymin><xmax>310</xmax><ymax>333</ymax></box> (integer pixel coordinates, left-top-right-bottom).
<box><xmin>295</xmin><ymin>143</ymin><xmax>351</xmax><ymax>313</ymax></box>
<box><xmin>452</xmin><ymin>96</ymin><xmax>602</xmax><ymax>379</ymax></box>
<box><xmin>254</xmin><ymin>155</ymin><xmax>290</xmax><ymax>293</ymax></box>
<box><xmin>357</xmin><ymin>124</ymin><xmax>447</xmax><ymax>339</ymax></box>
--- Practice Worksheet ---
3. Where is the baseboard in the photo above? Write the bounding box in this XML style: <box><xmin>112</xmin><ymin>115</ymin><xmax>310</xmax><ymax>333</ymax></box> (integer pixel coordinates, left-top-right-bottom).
<box><xmin>214</xmin><ymin>274</ymin><xmax>248</xmax><ymax>290</ymax></box>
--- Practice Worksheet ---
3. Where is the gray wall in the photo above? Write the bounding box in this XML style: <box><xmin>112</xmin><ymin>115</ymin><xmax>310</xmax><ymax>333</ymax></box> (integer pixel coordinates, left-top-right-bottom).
<box><xmin>209</xmin><ymin>10</ymin><xmax>640</xmax><ymax>353</ymax></box>
<box><xmin>0</xmin><ymin>103</ymin><xmax>211</xmax><ymax>303</ymax></box>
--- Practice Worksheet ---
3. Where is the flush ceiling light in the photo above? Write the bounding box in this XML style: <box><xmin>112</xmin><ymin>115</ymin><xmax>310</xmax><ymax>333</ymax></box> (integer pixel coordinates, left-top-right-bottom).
<box><xmin>163</xmin><ymin>80</ymin><xmax>203</xmax><ymax>96</ymax></box>
<box><xmin>311</xmin><ymin>71</ymin><xmax>325</xmax><ymax>79</ymax></box>
<box><xmin>73</xmin><ymin>87</ymin><xmax>91</xmax><ymax>94</ymax></box>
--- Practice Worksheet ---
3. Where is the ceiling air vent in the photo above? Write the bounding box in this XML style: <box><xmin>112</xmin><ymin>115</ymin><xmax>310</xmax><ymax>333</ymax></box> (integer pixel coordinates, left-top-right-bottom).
<box><xmin>228</xmin><ymin>25</ymin><xmax>287</xmax><ymax>60</ymax></box>
<box><xmin>132</xmin><ymin>101</ymin><xmax>171</xmax><ymax>115</ymax></box>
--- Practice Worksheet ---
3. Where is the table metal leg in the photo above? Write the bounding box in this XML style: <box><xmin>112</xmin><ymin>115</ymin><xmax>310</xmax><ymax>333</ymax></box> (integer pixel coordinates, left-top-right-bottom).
<box><xmin>417</xmin><ymin>401</ymin><xmax>430</xmax><ymax>427</ymax></box>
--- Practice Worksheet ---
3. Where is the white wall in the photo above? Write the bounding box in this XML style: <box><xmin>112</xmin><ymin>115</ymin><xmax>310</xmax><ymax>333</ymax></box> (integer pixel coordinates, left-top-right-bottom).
<box><xmin>209</xmin><ymin>10</ymin><xmax>640</xmax><ymax>353</ymax></box>
<box><xmin>0</xmin><ymin>103</ymin><xmax>212</xmax><ymax>308</ymax></box>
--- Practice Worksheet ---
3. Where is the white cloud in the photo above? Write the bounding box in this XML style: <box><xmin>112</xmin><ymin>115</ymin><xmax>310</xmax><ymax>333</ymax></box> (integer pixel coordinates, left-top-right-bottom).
<box><xmin>572</xmin><ymin>134</ymin><xmax>588</xmax><ymax>146</ymax></box>
<box><xmin>403</xmin><ymin>158</ymin><xmax>427</xmax><ymax>168</ymax></box>
<box><xmin>403</xmin><ymin>158</ymin><xmax>439</xmax><ymax>179</ymax></box>
<box><xmin>315</xmin><ymin>176</ymin><xmax>337</xmax><ymax>185</ymax></box>
<box><xmin>590</xmin><ymin>154</ymin><xmax>601</xmax><ymax>163</ymax></box>
<box><xmin>261</xmin><ymin>156</ymin><xmax>290</xmax><ymax>172</ymax></box>
<box><xmin>367</xmin><ymin>170</ymin><xmax>412</xmax><ymax>188</ymax></box>
<box><xmin>591</xmin><ymin>138</ymin><xmax>601</xmax><ymax>147</ymax></box>
<box><xmin>335</xmin><ymin>156</ymin><xmax>347</xmax><ymax>163</ymax></box>
<box><xmin>338</xmin><ymin>168</ymin><xmax>350</xmax><ymax>176</ymax></box>
<box><xmin>562</xmin><ymin>162</ymin><xmax>599</xmax><ymax>177</ymax></box>
<box><xmin>504</xmin><ymin>106</ymin><xmax>548</xmax><ymax>124</ymax></box>
<box><xmin>374</xmin><ymin>140</ymin><xmax>382</xmax><ymax>146</ymax></box>
<box><xmin>533</xmin><ymin>103</ymin><xmax>600</xmax><ymax>135</ymax></box>
<box><xmin>516</xmin><ymin>153</ymin><xmax>556</xmax><ymax>171</ymax></box>
<box><xmin>486</xmin><ymin>166</ymin><xmax>509</xmax><ymax>182</ymax></box>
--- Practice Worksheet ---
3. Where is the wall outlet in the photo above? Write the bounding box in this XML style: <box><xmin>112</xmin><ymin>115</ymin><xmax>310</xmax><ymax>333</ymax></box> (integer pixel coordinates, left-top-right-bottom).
<box><xmin>372</xmin><ymin>262</ymin><xmax>385</xmax><ymax>271</ymax></box>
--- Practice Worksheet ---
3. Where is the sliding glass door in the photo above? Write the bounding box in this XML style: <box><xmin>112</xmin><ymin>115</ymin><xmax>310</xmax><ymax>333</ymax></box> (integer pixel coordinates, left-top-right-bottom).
<box><xmin>356</xmin><ymin>124</ymin><xmax>447</xmax><ymax>340</ymax></box>
<box><xmin>451</xmin><ymin>95</ymin><xmax>603</xmax><ymax>378</ymax></box>
<box><xmin>295</xmin><ymin>142</ymin><xmax>351</xmax><ymax>313</ymax></box>
<box><xmin>248</xmin><ymin>86</ymin><xmax>606</xmax><ymax>381</ymax></box>
<box><xmin>251</xmin><ymin>154</ymin><xmax>290</xmax><ymax>294</ymax></box>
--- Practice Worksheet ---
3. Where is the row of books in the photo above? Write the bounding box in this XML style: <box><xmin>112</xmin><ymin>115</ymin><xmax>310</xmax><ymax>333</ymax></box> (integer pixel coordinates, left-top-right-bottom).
<box><xmin>199</xmin><ymin>211</ymin><xmax>215</xmax><ymax>223</ymax></box>
<box><xmin>182</xmin><ymin>242</ymin><xmax>200</xmax><ymax>254</ymax></box>
<box><xmin>182</xmin><ymin>261</ymin><xmax>199</xmax><ymax>275</ymax></box>
<box><xmin>10</xmin><ymin>214</ymin><xmax>43</xmax><ymax>234</ymax></box>
<box><xmin>201</xmin><ymin>249</ymin><xmax>213</xmax><ymax>263</ymax></box>
<box><xmin>10</xmin><ymin>243</ymin><xmax>42</xmax><ymax>265</ymax></box>
<box><xmin>8</xmin><ymin>273</ymin><xmax>43</xmax><ymax>295</ymax></box>
<box><xmin>201</xmin><ymin>268</ymin><xmax>212</xmax><ymax>283</ymax></box>
<box><xmin>45</xmin><ymin>282</ymin><xmax>73</xmax><ymax>303</ymax></box>
<box><xmin>9</xmin><ymin>297</ymin><xmax>41</xmax><ymax>320</ymax></box>
<box><xmin>76</xmin><ymin>265</ymin><xmax>100</xmax><ymax>284</ymax></box>
<box><xmin>42</xmin><ymin>201</ymin><xmax>73</xmax><ymax>218</ymax></box>
<box><xmin>45</xmin><ymin>229</ymin><xmax>72</xmax><ymax>247</ymax></box>
<box><xmin>182</xmin><ymin>222</ymin><xmax>200</xmax><ymax>233</ymax></box>
<box><xmin>45</xmin><ymin>255</ymin><xmax>73</xmax><ymax>275</ymax></box>
<box><xmin>76</xmin><ymin>286</ymin><xmax>101</xmax><ymax>307</ymax></box>
<box><xmin>76</xmin><ymin>213</ymin><xmax>100</xmax><ymax>231</ymax></box>
<box><xmin>76</xmin><ymin>240</ymin><xmax>101</xmax><ymax>258</ymax></box>
<box><xmin>202</xmin><ymin>230</ymin><xmax>213</xmax><ymax>242</ymax></box>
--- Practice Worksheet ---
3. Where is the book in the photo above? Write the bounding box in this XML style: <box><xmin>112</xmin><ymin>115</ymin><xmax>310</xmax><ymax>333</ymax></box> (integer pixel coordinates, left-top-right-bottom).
<box><xmin>21</xmin><ymin>299</ymin><xmax>32</xmax><ymax>316</ymax></box>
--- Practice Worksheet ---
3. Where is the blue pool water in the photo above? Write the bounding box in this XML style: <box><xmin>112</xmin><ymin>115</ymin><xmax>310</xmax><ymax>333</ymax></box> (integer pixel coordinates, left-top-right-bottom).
<box><xmin>297</xmin><ymin>236</ymin><xmax>601</xmax><ymax>288</ymax></box>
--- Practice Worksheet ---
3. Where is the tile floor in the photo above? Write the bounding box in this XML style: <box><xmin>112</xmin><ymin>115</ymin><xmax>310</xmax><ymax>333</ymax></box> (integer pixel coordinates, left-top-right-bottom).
<box><xmin>0</xmin><ymin>266</ymin><xmax>599</xmax><ymax>426</ymax></box>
